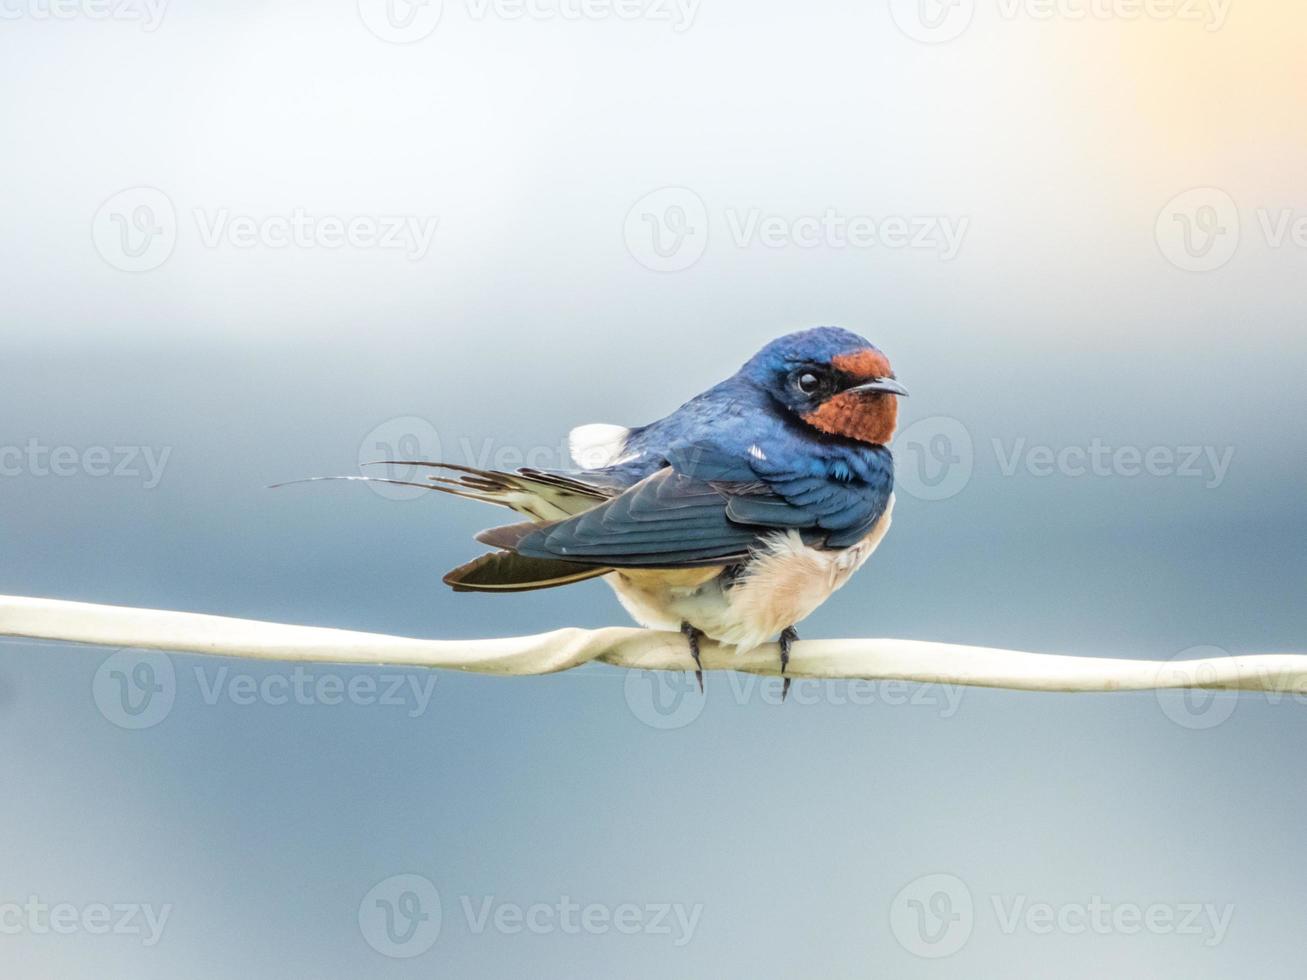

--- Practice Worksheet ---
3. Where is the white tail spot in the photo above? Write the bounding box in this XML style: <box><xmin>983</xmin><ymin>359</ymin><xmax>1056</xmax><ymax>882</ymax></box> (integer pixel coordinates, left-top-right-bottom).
<box><xmin>568</xmin><ymin>423</ymin><xmax>631</xmax><ymax>469</ymax></box>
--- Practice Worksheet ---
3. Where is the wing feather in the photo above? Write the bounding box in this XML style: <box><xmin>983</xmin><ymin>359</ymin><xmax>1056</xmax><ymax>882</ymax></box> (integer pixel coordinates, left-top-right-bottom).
<box><xmin>513</xmin><ymin>440</ymin><xmax>893</xmax><ymax>568</ymax></box>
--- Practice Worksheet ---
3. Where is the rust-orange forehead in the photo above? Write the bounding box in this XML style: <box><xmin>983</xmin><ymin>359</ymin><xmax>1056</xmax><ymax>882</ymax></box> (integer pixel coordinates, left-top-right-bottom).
<box><xmin>831</xmin><ymin>349</ymin><xmax>892</xmax><ymax>379</ymax></box>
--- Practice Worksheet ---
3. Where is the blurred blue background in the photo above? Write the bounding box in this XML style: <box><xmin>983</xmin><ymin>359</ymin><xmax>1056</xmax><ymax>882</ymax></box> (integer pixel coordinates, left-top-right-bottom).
<box><xmin>2</xmin><ymin>0</ymin><xmax>1305</xmax><ymax>976</ymax></box>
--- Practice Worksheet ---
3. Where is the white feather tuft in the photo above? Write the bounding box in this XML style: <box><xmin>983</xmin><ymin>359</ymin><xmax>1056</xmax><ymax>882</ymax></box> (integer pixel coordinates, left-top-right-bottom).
<box><xmin>568</xmin><ymin>423</ymin><xmax>631</xmax><ymax>470</ymax></box>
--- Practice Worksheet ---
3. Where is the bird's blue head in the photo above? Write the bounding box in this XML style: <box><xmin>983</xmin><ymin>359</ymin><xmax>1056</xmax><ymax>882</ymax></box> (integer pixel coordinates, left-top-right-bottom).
<box><xmin>739</xmin><ymin>326</ymin><xmax>908</xmax><ymax>446</ymax></box>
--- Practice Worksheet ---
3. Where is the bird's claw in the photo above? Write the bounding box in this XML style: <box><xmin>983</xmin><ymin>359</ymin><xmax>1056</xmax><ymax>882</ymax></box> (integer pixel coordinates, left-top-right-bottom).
<box><xmin>681</xmin><ymin>622</ymin><xmax>704</xmax><ymax>694</ymax></box>
<box><xmin>780</xmin><ymin>626</ymin><xmax>798</xmax><ymax>703</ymax></box>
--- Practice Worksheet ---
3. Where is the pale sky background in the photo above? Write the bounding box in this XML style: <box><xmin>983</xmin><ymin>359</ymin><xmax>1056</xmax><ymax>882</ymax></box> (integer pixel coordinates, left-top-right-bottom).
<box><xmin>2</xmin><ymin>1</ymin><xmax>1306</xmax><ymax>976</ymax></box>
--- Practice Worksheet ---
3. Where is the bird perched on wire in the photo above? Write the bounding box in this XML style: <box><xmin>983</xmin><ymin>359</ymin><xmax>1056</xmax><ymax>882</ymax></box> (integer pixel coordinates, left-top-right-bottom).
<box><xmin>286</xmin><ymin>327</ymin><xmax>906</xmax><ymax>699</ymax></box>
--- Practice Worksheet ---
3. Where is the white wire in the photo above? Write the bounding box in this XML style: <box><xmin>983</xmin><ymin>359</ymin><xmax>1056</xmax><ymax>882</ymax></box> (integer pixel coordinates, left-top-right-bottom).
<box><xmin>3</xmin><ymin>594</ymin><xmax>1305</xmax><ymax>695</ymax></box>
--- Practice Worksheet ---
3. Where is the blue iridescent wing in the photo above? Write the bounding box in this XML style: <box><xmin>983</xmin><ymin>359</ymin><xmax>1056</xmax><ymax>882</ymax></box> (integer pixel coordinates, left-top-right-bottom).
<box><xmin>511</xmin><ymin>442</ymin><xmax>892</xmax><ymax>568</ymax></box>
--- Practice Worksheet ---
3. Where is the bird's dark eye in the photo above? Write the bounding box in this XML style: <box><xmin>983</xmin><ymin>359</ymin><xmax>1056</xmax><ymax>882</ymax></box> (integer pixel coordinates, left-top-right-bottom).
<box><xmin>796</xmin><ymin>372</ymin><xmax>822</xmax><ymax>395</ymax></box>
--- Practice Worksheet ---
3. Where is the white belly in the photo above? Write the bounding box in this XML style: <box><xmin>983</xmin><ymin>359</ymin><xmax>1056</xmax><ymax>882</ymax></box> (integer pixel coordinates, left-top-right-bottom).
<box><xmin>604</xmin><ymin>494</ymin><xmax>894</xmax><ymax>652</ymax></box>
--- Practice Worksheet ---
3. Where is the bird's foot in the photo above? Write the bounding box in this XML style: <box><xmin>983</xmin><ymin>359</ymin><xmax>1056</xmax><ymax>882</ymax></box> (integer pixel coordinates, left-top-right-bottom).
<box><xmin>681</xmin><ymin>621</ymin><xmax>705</xmax><ymax>694</ymax></box>
<box><xmin>780</xmin><ymin>626</ymin><xmax>798</xmax><ymax>703</ymax></box>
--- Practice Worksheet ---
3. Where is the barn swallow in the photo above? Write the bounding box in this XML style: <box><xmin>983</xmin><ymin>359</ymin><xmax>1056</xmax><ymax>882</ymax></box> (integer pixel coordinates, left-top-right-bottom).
<box><xmin>282</xmin><ymin>327</ymin><xmax>905</xmax><ymax>699</ymax></box>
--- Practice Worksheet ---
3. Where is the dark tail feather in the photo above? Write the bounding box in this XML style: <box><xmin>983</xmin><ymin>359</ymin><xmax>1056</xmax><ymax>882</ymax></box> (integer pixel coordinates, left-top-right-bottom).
<box><xmin>443</xmin><ymin>550</ymin><xmax>611</xmax><ymax>593</ymax></box>
<box><xmin>474</xmin><ymin>520</ymin><xmax>542</xmax><ymax>550</ymax></box>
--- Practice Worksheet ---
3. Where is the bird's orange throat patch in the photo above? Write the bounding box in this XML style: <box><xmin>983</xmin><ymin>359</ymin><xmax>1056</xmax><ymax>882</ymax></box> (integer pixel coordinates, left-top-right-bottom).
<box><xmin>803</xmin><ymin>390</ymin><xmax>899</xmax><ymax>445</ymax></box>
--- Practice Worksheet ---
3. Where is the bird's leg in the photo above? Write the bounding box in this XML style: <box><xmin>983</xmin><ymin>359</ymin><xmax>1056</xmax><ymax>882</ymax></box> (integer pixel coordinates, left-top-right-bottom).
<box><xmin>779</xmin><ymin>626</ymin><xmax>799</xmax><ymax>703</ymax></box>
<box><xmin>681</xmin><ymin>621</ymin><xmax>705</xmax><ymax>694</ymax></box>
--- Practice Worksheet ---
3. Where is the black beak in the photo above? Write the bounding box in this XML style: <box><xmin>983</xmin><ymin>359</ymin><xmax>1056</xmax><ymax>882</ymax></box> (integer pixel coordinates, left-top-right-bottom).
<box><xmin>848</xmin><ymin>377</ymin><xmax>909</xmax><ymax>397</ymax></box>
